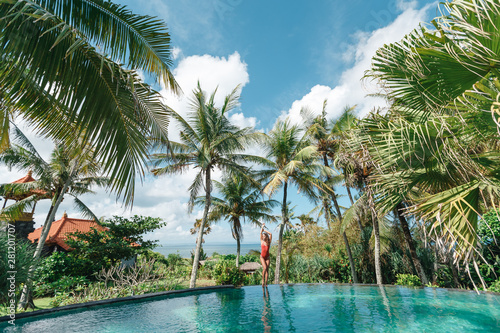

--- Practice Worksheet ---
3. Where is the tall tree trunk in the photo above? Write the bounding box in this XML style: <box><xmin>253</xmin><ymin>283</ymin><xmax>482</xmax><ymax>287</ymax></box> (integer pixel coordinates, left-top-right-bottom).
<box><xmin>332</xmin><ymin>192</ymin><xmax>358</xmax><ymax>284</ymax></box>
<box><xmin>346</xmin><ymin>185</ymin><xmax>355</xmax><ymax>206</ymax></box>
<box><xmin>395</xmin><ymin>203</ymin><xmax>428</xmax><ymax>284</ymax></box>
<box><xmin>367</xmin><ymin>187</ymin><xmax>383</xmax><ymax>285</ymax></box>
<box><xmin>323</xmin><ymin>198</ymin><xmax>331</xmax><ymax>230</ymax></box>
<box><xmin>19</xmin><ymin>181</ymin><xmax>69</xmax><ymax>310</ymax></box>
<box><xmin>324</xmin><ymin>153</ymin><xmax>358</xmax><ymax>283</ymax></box>
<box><xmin>236</xmin><ymin>233</ymin><xmax>240</xmax><ymax>268</ymax></box>
<box><xmin>190</xmin><ymin>168</ymin><xmax>211</xmax><ymax>288</ymax></box>
<box><xmin>274</xmin><ymin>181</ymin><xmax>287</xmax><ymax>285</ymax></box>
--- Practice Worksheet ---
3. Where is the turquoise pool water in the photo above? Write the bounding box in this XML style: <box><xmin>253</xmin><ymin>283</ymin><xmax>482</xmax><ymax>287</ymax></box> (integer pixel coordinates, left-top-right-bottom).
<box><xmin>2</xmin><ymin>284</ymin><xmax>499</xmax><ymax>332</ymax></box>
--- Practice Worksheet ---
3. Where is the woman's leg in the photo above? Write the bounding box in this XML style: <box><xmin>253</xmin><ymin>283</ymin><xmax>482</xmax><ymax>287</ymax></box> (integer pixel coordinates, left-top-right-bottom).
<box><xmin>265</xmin><ymin>258</ymin><xmax>270</xmax><ymax>285</ymax></box>
<box><xmin>260</xmin><ymin>256</ymin><xmax>267</xmax><ymax>286</ymax></box>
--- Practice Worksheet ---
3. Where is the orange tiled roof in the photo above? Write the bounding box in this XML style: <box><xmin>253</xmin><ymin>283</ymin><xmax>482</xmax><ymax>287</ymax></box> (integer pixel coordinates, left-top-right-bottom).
<box><xmin>28</xmin><ymin>213</ymin><xmax>107</xmax><ymax>251</ymax></box>
<box><xmin>12</xmin><ymin>170</ymin><xmax>36</xmax><ymax>184</ymax></box>
<box><xmin>4</xmin><ymin>171</ymin><xmax>50</xmax><ymax>200</ymax></box>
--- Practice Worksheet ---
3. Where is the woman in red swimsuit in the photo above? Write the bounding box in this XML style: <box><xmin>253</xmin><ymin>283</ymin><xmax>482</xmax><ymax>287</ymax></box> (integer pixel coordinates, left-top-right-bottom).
<box><xmin>260</xmin><ymin>223</ymin><xmax>272</xmax><ymax>287</ymax></box>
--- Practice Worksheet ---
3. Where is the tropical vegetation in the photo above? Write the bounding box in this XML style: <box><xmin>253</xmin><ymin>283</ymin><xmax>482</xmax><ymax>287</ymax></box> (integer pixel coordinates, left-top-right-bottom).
<box><xmin>4</xmin><ymin>0</ymin><xmax>500</xmax><ymax>317</ymax></box>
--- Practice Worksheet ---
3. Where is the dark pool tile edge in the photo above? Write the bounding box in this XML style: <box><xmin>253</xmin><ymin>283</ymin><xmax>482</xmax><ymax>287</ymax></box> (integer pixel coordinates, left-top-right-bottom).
<box><xmin>0</xmin><ymin>285</ymin><xmax>234</xmax><ymax>323</ymax></box>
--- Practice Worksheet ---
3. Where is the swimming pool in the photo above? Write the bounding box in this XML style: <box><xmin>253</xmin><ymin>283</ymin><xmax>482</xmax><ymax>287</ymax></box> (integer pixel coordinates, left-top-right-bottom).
<box><xmin>2</xmin><ymin>284</ymin><xmax>499</xmax><ymax>332</ymax></box>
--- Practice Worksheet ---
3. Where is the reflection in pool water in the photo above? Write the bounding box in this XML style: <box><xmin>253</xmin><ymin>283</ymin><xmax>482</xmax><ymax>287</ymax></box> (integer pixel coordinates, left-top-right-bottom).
<box><xmin>1</xmin><ymin>284</ymin><xmax>499</xmax><ymax>332</ymax></box>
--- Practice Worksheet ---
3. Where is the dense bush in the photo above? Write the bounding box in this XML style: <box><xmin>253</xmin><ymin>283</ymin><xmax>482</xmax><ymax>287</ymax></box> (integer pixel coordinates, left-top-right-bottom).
<box><xmin>239</xmin><ymin>254</ymin><xmax>260</xmax><ymax>264</ymax></box>
<box><xmin>0</xmin><ymin>233</ymin><xmax>35</xmax><ymax>304</ymax></box>
<box><xmin>33</xmin><ymin>252</ymin><xmax>97</xmax><ymax>283</ymax></box>
<box><xmin>34</xmin><ymin>276</ymin><xmax>89</xmax><ymax>298</ymax></box>
<box><xmin>395</xmin><ymin>274</ymin><xmax>422</xmax><ymax>287</ymax></box>
<box><xmin>66</xmin><ymin>215</ymin><xmax>165</xmax><ymax>274</ymax></box>
<box><xmin>489</xmin><ymin>278</ymin><xmax>500</xmax><ymax>293</ymax></box>
<box><xmin>213</xmin><ymin>260</ymin><xmax>247</xmax><ymax>286</ymax></box>
<box><xmin>476</xmin><ymin>209</ymin><xmax>500</xmax><ymax>287</ymax></box>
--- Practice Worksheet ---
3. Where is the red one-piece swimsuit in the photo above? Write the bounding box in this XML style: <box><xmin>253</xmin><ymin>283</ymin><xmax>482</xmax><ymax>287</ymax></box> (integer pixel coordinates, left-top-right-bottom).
<box><xmin>261</xmin><ymin>243</ymin><xmax>270</xmax><ymax>260</ymax></box>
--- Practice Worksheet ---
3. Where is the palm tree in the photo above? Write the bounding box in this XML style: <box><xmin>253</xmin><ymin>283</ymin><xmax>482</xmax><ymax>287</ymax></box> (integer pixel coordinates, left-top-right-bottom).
<box><xmin>357</xmin><ymin>106</ymin><xmax>500</xmax><ymax>288</ymax></box>
<box><xmin>0</xmin><ymin>0</ymin><xmax>179</xmax><ymax>205</ymax></box>
<box><xmin>149</xmin><ymin>84</ymin><xmax>262</xmax><ymax>288</ymax></box>
<box><xmin>302</xmin><ymin>102</ymin><xmax>359</xmax><ymax>283</ymax></box>
<box><xmin>197</xmin><ymin>174</ymin><xmax>278</xmax><ymax>267</ymax></box>
<box><xmin>368</xmin><ymin>0</ymin><xmax>500</xmax><ymax>120</ymax></box>
<box><xmin>0</xmin><ymin>130</ymin><xmax>107</xmax><ymax>308</ymax></box>
<box><xmin>261</xmin><ymin>119</ymin><xmax>328</xmax><ymax>284</ymax></box>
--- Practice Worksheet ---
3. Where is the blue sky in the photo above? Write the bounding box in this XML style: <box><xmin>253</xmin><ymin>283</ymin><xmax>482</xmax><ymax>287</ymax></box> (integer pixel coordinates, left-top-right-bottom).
<box><xmin>0</xmin><ymin>0</ymin><xmax>438</xmax><ymax>246</ymax></box>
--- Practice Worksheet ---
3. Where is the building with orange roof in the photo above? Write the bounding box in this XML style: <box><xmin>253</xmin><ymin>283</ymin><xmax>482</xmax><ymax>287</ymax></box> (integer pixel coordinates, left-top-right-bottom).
<box><xmin>28</xmin><ymin>212</ymin><xmax>107</xmax><ymax>254</ymax></box>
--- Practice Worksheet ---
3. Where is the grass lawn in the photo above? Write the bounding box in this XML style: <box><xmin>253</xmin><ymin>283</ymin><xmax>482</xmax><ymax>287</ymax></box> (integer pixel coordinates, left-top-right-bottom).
<box><xmin>178</xmin><ymin>279</ymin><xmax>216</xmax><ymax>289</ymax></box>
<box><xmin>0</xmin><ymin>297</ymin><xmax>53</xmax><ymax>316</ymax></box>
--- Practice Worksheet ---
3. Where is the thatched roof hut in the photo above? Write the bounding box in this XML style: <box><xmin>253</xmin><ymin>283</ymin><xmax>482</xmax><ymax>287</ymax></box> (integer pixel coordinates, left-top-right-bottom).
<box><xmin>239</xmin><ymin>262</ymin><xmax>262</xmax><ymax>274</ymax></box>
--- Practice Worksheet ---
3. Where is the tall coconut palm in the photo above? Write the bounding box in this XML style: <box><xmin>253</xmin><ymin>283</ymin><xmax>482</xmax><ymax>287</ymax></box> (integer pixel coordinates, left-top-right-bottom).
<box><xmin>261</xmin><ymin>119</ymin><xmax>329</xmax><ymax>284</ymax></box>
<box><xmin>367</xmin><ymin>0</ymin><xmax>500</xmax><ymax>285</ymax></box>
<box><xmin>357</xmin><ymin>105</ymin><xmax>500</xmax><ymax>288</ymax></box>
<box><xmin>339</xmin><ymin>122</ymin><xmax>384</xmax><ymax>285</ymax></box>
<box><xmin>197</xmin><ymin>173</ymin><xmax>279</xmax><ymax>267</ymax></box>
<box><xmin>149</xmin><ymin>84</ymin><xmax>262</xmax><ymax>288</ymax></box>
<box><xmin>302</xmin><ymin>102</ymin><xmax>359</xmax><ymax>283</ymax></box>
<box><xmin>0</xmin><ymin>0</ymin><xmax>179</xmax><ymax>206</ymax></box>
<box><xmin>0</xmin><ymin>130</ymin><xmax>107</xmax><ymax>308</ymax></box>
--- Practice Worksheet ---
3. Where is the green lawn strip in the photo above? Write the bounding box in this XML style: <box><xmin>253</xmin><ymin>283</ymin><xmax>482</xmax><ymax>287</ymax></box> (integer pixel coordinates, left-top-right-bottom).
<box><xmin>0</xmin><ymin>297</ymin><xmax>53</xmax><ymax>316</ymax></box>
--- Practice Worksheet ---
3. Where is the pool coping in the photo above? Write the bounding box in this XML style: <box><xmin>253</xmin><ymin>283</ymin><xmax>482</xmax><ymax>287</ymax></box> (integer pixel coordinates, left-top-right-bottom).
<box><xmin>0</xmin><ymin>285</ymin><xmax>235</xmax><ymax>323</ymax></box>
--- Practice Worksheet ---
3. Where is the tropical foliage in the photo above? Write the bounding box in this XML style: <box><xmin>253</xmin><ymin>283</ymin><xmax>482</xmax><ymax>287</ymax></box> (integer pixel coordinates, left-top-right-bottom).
<box><xmin>260</xmin><ymin>119</ymin><xmax>329</xmax><ymax>284</ymax></box>
<box><xmin>0</xmin><ymin>0</ymin><xmax>178</xmax><ymax>205</ymax></box>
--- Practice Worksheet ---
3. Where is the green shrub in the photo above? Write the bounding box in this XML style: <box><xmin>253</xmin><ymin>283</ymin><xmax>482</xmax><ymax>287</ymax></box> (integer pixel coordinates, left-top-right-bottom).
<box><xmin>34</xmin><ymin>276</ymin><xmax>89</xmax><ymax>297</ymax></box>
<box><xmin>166</xmin><ymin>253</ymin><xmax>184</xmax><ymax>267</ymax></box>
<box><xmin>199</xmin><ymin>260</ymin><xmax>218</xmax><ymax>279</ymax></box>
<box><xmin>0</xmin><ymin>233</ymin><xmax>35</xmax><ymax>304</ymax></box>
<box><xmin>489</xmin><ymin>278</ymin><xmax>500</xmax><ymax>293</ymax></box>
<box><xmin>142</xmin><ymin>250</ymin><xmax>169</xmax><ymax>265</ymax></box>
<box><xmin>34</xmin><ymin>252</ymin><xmax>96</xmax><ymax>283</ymax></box>
<box><xmin>240</xmin><ymin>254</ymin><xmax>259</xmax><ymax>264</ymax></box>
<box><xmin>213</xmin><ymin>260</ymin><xmax>246</xmax><ymax>286</ymax></box>
<box><xmin>395</xmin><ymin>274</ymin><xmax>422</xmax><ymax>287</ymax></box>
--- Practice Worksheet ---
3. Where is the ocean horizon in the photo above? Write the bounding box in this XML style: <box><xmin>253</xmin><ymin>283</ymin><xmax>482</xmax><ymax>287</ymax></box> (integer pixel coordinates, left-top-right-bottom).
<box><xmin>154</xmin><ymin>243</ymin><xmax>261</xmax><ymax>258</ymax></box>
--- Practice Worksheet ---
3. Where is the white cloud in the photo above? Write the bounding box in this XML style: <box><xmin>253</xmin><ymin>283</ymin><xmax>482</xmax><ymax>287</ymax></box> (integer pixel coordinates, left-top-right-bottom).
<box><xmin>160</xmin><ymin>51</ymin><xmax>256</xmax><ymax>142</ymax></box>
<box><xmin>171</xmin><ymin>46</ymin><xmax>182</xmax><ymax>60</ymax></box>
<box><xmin>163</xmin><ymin>51</ymin><xmax>249</xmax><ymax>107</ymax></box>
<box><xmin>280</xmin><ymin>2</ymin><xmax>434</xmax><ymax>124</ymax></box>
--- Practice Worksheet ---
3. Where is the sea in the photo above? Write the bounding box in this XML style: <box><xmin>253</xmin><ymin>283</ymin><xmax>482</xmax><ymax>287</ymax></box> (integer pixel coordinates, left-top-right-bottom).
<box><xmin>154</xmin><ymin>243</ymin><xmax>261</xmax><ymax>259</ymax></box>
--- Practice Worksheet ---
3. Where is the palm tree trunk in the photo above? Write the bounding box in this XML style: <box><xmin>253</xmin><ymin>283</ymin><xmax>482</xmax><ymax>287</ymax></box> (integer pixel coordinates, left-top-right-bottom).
<box><xmin>18</xmin><ymin>181</ymin><xmax>69</xmax><ymax>310</ymax></box>
<box><xmin>346</xmin><ymin>186</ymin><xmax>355</xmax><ymax>205</ymax></box>
<box><xmin>190</xmin><ymin>168</ymin><xmax>211</xmax><ymax>288</ymax></box>
<box><xmin>331</xmin><ymin>193</ymin><xmax>358</xmax><ymax>284</ymax></box>
<box><xmin>395</xmin><ymin>203</ymin><xmax>428</xmax><ymax>284</ymax></box>
<box><xmin>323</xmin><ymin>198</ymin><xmax>331</xmax><ymax>230</ymax></box>
<box><xmin>367</xmin><ymin>188</ymin><xmax>382</xmax><ymax>285</ymax></box>
<box><xmin>236</xmin><ymin>234</ymin><xmax>240</xmax><ymax>268</ymax></box>
<box><xmin>274</xmin><ymin>181</ymin><xmax>287</xmax><ymax>285</ymax></box>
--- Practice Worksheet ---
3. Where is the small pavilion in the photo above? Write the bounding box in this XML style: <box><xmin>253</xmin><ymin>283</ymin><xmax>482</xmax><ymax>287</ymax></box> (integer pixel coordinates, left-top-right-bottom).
<box><xmin>1</xmin><ymin>171</ymin><xmax>49</xmax><ymax>239</ymax></box>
